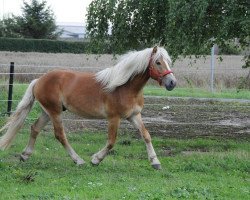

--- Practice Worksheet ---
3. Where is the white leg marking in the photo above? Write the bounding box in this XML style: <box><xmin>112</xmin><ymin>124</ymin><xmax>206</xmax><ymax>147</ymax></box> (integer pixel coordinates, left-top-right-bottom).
<box><xmin>129</xmin><ymin>114</ymin><xmax>161</xmax><ymax>169</ymax></box>
<box><xmin>146</xmin><ymin>142</ymin><xmax>161</xmax><ymax>166</ymax></box>
<box><xmin>66</xmin><ymin>146</ymin><xmax>85</xmax><ymax>165</ymax></box>
<box><xmin>91</xmin><ymin>147</ymin><xmax>109</xmax><ymax>165</ymax></box>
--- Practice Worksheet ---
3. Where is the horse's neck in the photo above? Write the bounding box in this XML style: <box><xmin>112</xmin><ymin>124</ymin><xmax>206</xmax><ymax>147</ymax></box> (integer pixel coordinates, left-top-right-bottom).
<box><xmin>120</xmin><ymin>70</ymin><xmax>150</xmax><ymax>94</ymax></box>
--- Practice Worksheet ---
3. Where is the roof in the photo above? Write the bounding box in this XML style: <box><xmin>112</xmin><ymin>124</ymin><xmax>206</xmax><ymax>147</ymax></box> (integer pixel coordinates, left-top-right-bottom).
<box><xmin>57</xmin><ymin>22</ymin><xmax>85</xmax><ymax>39</ymax></box>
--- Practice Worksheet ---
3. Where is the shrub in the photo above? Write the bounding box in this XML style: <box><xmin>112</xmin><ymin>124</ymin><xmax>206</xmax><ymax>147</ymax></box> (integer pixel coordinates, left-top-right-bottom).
<box><xmin>0</xmin><ymin>37</ymin><xmax>89</xmax><ymax>53</ymax></box>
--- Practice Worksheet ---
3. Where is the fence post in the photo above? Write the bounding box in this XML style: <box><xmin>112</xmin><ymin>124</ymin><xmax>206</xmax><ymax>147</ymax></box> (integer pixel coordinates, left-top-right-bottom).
<box><xmin>7</xmin><ymin>62</ymin><xmax>14</xmax><ymax>116</ymax></box>
<box><xmin>210</xmin><ymin>45</ymin><xmax>215</xmax><ymax>93</ymax></box>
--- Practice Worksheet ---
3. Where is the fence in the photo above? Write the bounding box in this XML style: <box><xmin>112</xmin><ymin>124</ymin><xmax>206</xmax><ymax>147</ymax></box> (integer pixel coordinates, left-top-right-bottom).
<box><xmin>0</xmin><ymin>61</ymin><xmax>249</xmax><ymax>138</ymax></box>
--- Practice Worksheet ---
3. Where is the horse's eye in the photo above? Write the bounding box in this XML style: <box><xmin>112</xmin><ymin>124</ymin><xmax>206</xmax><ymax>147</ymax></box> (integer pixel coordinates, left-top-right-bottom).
<box><xmin>156</xmin><ymin>61</ymin><xmax>161</xmax><ymax>65</ymax></box>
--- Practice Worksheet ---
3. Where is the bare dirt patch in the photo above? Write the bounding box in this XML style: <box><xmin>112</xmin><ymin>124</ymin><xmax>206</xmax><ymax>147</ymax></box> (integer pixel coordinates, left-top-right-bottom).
<box><xmin>61</xmin><ymin>97</ymin><xmax>250</xmax><ymax>140</ymax></box>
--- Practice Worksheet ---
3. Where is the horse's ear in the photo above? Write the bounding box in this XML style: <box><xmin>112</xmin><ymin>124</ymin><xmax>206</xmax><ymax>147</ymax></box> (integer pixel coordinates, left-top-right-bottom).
<box><xmin>152</xmin><ymin>46</ymin><xmax>157</xmax><ymax>54</ymax></box>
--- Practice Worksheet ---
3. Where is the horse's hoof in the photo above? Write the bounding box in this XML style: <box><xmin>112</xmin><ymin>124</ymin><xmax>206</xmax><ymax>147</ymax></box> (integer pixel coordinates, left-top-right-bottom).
<box><xmin>152</xmin><ymin>164</ymin><xmax>162</xmax><ymax>170</ymax></box>
<box><xmin>91</xmin><ymin>158</ymin><xmax>100</xmax><ymax>166</ymax></box>
<box><xmin>91</xmin><ymin>161</ymin><xmax>99</xmax><ymax>166</ymax></box>
<box><xmin>20</xmin><ymin>154</ymin><xmax>29</xmax><ymax>162</ymax></box>
<box><xmin>91</xmin><ymin>155</ymin><xmax>101</xmax><ymax>166</ymax></box>
<box><xmin>75</xmin><ymin>159</ymin><xmax>85</xmax><ymax>166</ymax></box>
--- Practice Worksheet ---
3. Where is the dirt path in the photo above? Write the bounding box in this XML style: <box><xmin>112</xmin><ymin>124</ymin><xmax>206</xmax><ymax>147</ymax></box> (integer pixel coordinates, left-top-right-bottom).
<box><xmin>62</xmin><ymin>97</ymin><xmax>250</xmax><ymax>140</ymax></box>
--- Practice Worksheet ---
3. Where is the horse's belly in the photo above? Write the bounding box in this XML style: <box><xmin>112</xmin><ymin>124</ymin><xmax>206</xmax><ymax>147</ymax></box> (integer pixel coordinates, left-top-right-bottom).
<box><xmin>78</xmin><ymin>108</ymin><xmax>107</xmax><ymax>119</ymax></box>
<box><xmin>66</xmin><ymin>103</ymin><xmax>107</xmax><ymax>119</ymax></box>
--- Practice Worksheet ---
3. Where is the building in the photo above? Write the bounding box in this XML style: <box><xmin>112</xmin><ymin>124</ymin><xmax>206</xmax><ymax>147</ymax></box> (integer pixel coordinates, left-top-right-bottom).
<box><xmin>57</xmin><ymin>22</ymin><xmax>85</xmax><ymax>39</ymax></box>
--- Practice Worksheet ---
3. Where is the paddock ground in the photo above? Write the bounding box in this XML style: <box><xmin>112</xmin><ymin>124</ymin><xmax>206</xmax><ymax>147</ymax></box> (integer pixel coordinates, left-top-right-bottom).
<box><xmin>60</xmin><ymin>97</ymin><xmax>250</xmax><ymax>140</ymax></box>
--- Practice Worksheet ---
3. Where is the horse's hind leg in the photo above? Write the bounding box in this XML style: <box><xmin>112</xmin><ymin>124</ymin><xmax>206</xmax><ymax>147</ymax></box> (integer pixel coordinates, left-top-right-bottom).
<box><xmin>20</xmin><ymin>111</ymin><xmax>50</xmax><ymax>161</ymax></box>
<box><xmin>129</xmin><ymin>113</ymin><xmax>161</xmax><ymax>170</ymax></box>
<box><xmin>51</xmin><ymin>114</ymin><xmax>85</xmax><ymax>165</ymax></box>
<box><xmin>91</xmin><ymin>117</ymin><xmax>120</xmax><ymax>165</ymax></box>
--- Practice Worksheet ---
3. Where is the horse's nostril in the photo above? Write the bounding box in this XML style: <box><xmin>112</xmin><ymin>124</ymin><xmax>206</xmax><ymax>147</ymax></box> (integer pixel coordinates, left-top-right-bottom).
<box><xmin>168</xmin><ymin>79</ymin><xmax>176</xmax><ymax>89</ymax></box>
<box><xmin>170</xmin><ymin>80</ymin><xmax>174</xmax><ymax>87</ymax></box>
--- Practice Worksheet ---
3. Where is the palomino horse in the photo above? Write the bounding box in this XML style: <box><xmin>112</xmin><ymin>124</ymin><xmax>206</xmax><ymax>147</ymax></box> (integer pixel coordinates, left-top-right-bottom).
<box><xmin>0</xmin><ymin>46</ymin><xmax>176</xmax><ymax>170</ymax></box>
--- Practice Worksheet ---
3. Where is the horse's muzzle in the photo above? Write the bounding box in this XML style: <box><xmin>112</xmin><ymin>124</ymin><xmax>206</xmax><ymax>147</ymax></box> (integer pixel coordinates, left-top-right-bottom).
<box><xmin>162</xmin><ymin>74</ymin><xmax>177</xmax><ymax>91</ymax></box>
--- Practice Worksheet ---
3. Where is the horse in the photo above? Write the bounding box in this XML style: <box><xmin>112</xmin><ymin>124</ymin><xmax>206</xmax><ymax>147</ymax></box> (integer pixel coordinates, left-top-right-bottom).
<box><xmin>0</xmin><ymin>46</ymin><xmax>176</xmax><ymax>170</ymax></box>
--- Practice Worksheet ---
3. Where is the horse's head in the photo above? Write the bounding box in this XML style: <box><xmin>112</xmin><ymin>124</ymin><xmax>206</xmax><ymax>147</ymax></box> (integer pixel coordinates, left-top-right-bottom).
<box><xmin>149</xmin><ymin>46</ymin><xmax>177</xmax><ymax>91</ymax></box>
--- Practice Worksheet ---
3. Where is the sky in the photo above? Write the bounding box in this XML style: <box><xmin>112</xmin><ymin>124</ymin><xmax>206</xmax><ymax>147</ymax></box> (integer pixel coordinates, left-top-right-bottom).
<box><xmin>0</xmin><ymin>0</ymin><xmax>92</xmax><ymax>25</ymax></box>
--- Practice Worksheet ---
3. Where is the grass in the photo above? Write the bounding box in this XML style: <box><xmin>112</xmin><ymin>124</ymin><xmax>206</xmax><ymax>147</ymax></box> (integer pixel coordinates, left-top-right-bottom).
<box><xmin>144</xmin><ymin>86</ymin><xmax>250</xmax><ymax>99</ymax></box>
<box><xmin>0</xmin><ymin>131</ymin><xmax>249</xmax><ymax>199</ymax></box>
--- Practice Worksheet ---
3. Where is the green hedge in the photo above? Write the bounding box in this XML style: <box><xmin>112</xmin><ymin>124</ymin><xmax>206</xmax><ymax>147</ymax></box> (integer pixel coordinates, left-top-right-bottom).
<box><xmin>0</xmin><ymin>37</ymin><xmax>89</xmax><ymax>53</ymax></box>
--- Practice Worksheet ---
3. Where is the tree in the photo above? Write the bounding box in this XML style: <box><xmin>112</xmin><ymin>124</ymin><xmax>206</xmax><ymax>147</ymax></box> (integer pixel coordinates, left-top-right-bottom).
<box><xmin>86</xmin><ymin>0</ymin><xmax>249</xmax><ymax>67</ymax></box>
<box><xmin>165</xmin><ymin>0</ymin><xmax>249</xmax><ymax>66</ymax></box>
<box><xmin>85</xmin><ymin>0</ymin><xmax>115</xmax><ymax>53</ymax></box>
<box><xmin>0</xmin><ymin>17</ymin><xmax>21</xmax><ymax>38</ymax></box>
<box><xmin>15</xmin><ymin>0</ymin><xmax>60</xmax><ymax>39</ymax></box>
<box><xmin>86</xmin><ymin>0</ymin><xmax>169</xmax><ymax>53</ymax></box>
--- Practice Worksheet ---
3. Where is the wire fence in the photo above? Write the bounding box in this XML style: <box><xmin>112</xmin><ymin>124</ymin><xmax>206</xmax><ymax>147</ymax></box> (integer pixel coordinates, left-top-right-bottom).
<box><xmin>0</xmin><ymin>62</ymin><xmax>245</xmax><ymax>71</ymax></box>
<box><xmin>1</xmin><ymin>60</ymin><xmax>249</xmax><ymax>94</ymax></box>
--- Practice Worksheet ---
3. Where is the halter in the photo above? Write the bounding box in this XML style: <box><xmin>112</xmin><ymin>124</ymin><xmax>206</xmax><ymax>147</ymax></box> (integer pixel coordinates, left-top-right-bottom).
<box><xmin>148</xmin><ymin>56</ymin><xmax>173</xmax><ymax>85</ymax></box>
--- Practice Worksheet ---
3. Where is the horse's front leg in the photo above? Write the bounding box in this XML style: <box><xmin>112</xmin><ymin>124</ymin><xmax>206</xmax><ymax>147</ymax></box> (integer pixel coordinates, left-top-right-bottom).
<box><xmin>129</xmin><ymin>113</ymin><xmax>161</xmax><ymax>170</ymax></box>
<box><xmin>91</xmin><ymin>117</ymin><xmax>120</xmax><ymax>165</ymax></box>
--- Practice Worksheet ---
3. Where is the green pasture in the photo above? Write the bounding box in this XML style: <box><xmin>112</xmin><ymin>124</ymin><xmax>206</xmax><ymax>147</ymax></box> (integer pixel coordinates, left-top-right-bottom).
<box><xmin>0</xmin><ymin>131</ymin><xmax>249</xmax><ymax>200</ymax></box>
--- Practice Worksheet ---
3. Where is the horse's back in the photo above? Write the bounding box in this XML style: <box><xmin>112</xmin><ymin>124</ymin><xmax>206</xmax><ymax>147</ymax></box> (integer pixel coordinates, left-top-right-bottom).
<box><xmin>34</xmin><ymin>69</ymin><xmax>96</xmax><ymax>99</ymax></box>
<box><xmin>34</xmin><ymin>70</ymin><xmax>107</xmax><ymax>117</ymax></box>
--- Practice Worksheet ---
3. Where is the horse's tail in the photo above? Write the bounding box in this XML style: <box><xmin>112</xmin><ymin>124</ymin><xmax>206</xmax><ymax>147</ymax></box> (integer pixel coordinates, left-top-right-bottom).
<box><xmin>0</xmin><ymin>79</ymin><xmax>38</xmax><ymax>150</ymax></box>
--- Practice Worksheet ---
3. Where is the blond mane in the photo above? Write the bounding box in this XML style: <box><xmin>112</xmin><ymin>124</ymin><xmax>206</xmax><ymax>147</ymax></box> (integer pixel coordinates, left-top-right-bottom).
<box><xmin>95</xmin><ymin>47</ymin><xmax>171</xmax><ymax>92</ymax></box>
